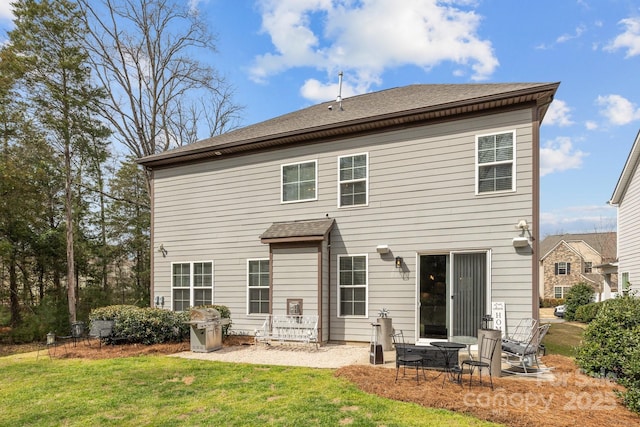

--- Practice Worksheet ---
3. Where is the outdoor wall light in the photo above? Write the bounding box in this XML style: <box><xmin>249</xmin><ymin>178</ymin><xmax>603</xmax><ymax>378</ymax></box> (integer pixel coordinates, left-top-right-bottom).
<box><xmin>158</xmin><ymin>244</ymin><xmax>168</xmax><ymax>257</ymax></box>
<box><xmin>395</xmin><ymin>256</ymin><xmax>403</xmax><ymax>268</ymax></box>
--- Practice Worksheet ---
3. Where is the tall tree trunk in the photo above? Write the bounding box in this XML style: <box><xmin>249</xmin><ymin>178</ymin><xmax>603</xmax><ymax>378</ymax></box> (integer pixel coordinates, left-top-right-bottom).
<box><xmin>65</xmin><ymin>141</ymin><xmax>76</xmax><ymax>323</ymax></box>
<box><xmin>9</xmin><ymin>250</ymin><xmax>20</xmax><ymax>327</ymax></box>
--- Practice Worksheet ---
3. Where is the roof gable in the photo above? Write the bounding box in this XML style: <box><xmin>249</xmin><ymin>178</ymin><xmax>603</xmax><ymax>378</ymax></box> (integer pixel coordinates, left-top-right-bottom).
<box><xmin>539</xmin><ymin>232</ymin><xmax>617</xmax><ymax>261</ymax></box>
<box><xmin>139</xmin><ymin>82</ymin><xmax>559</xmax><ymax>168</ymax></box>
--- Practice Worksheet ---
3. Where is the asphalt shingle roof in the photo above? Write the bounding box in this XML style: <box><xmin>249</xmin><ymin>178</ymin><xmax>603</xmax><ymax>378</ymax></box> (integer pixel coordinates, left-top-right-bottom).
<box><xmin>260</xmin><ymin>218</ymin><xmax>335</xmax><ymax>242</ymax></box>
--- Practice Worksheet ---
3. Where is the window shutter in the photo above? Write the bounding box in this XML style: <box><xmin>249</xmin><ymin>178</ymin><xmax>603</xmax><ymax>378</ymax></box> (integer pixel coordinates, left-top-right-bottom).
<box><xmin>567</xmin><ymin>263</ymin><xmax>571</xmax><ymax>275</ymax></box>
<box><xmin>554</xmin><ymin>263</ymin><xmax>559</xmax><ymax>275</ymax></box>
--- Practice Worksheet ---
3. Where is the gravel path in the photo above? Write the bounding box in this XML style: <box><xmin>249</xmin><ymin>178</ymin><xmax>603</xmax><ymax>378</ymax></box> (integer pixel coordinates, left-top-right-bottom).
<box><xmin>171</xmin><ymin>342</ymin><xmax>397</xmax><ymax>369</ymax></box>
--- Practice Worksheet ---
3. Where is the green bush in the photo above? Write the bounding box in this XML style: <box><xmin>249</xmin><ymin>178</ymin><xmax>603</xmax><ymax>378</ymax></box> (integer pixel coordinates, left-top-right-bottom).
<box><xmin>540</xmin><ymin>298</ymin><xmax>565</xmax><ymax>308</ymax></box>
<box><xmin>576</xmin><ymin>295</ymin><xmax>640</xmax><ymax>413</ymax></box>
<box><xmin>89</xmin><ymin>304</ymin><xmax>233</xmax><ymax>344</ymax></box>
<box><xmin>564</xmin><ymin>283</ymin><xmax>594</xmax><ymax>321</ymax></box>
<box><xmin>573</xmin><ymin>302</ymin><xmax>602</xmax><ymax>323</ymax></box>
<box><xmin>90</xmin><ymin>305</ymin><xmax>190</xmax><ymax>345</ymax></box>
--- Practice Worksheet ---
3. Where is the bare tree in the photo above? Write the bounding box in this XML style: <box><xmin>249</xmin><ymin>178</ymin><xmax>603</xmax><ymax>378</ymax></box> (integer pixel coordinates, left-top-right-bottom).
<box><xmin>77</xmin><ymin>0</ymin><xmax>243</xmax><ymax>184</ymax></box>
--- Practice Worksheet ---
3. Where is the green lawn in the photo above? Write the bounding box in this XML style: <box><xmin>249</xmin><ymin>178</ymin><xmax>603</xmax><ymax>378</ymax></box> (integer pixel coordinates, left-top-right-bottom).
<box><xmin>0</xmin><ymin>352</ymin><xmax>500</xmax><ymax>427</ymax></box>
<box><xmin>541</xmin><ymin>322</ymin><xmax>586</xmax><ymax>357</ymax></box>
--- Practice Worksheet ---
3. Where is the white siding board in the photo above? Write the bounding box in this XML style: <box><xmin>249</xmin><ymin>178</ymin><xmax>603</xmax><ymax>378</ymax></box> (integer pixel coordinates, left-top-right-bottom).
<box><xmin>152</xmin><ymin>108</ymin><xmax>536</xmax><ymax>340</ymax></box>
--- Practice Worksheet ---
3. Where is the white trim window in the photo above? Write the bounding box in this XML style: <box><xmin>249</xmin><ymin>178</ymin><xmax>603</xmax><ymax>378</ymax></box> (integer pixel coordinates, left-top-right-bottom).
<box><xmin>247</xmin><ymin>259</ymin><xmax>270</xmax><ymax>314</ymax></box>
<box><xmin>555</xmin><ymin>262</ymin><xmax>570</xmax><ymax>276</ymax></box>
<box><xmin>476</xmin><ymin>131</ymin><xmax>515</xmax><ymax>194</ymax></box>
<box><xmin>554</xmin><ymin>286</ymin><xmax>569</xmax><ymax>299</ymax></box>
<box><xmin>338</xmin><ymin>254</ymin><xmax>368</xmax><ymax>317</ymax></box>
<box><xmin>338</xmin><ymin>153</ymin><xmax>368</xmax><ymax>207</ymax></box>
<box><xmin>281</xmin><ymin>160</ymin><xmax>317</xmax><ymax>203</ymax></box>
<box><xmin>171</xmin><ymin>261</ymin><xmax>213</xmax><ymax>311</ymax></box>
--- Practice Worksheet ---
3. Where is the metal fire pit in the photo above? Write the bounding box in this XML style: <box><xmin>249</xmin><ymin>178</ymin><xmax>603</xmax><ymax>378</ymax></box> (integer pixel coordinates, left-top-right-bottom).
<box><xmin>186</xmin><ymin>308</ymin><xmax>231</xmax><ymax>352</ymax></box>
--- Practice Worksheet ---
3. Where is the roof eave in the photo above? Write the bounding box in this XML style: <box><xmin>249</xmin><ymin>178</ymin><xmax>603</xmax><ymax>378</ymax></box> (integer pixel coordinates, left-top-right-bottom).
<box><xmin>610</xmin><ymin>129</ymin><xmax>640</xmax><ymax>205</ymax></box>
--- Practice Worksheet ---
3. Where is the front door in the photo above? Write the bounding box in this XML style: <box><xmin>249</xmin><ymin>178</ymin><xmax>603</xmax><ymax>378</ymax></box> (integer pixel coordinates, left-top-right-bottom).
<box><xmin>418</xmin><ymin>252</ymin><xmax>488</xmax><ymax>341</ymax></box>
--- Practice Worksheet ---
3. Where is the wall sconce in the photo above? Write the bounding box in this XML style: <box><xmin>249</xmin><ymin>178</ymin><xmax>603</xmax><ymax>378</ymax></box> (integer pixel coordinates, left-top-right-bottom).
<box><xmin>395</xmin><ymin>256</ymin><xmax>403</xmax><ymax>268</ymax></box>
<box><xmin>158</xmin><ymin>244</ymin><xmax>168</xmax><ymax>257</ymax></box>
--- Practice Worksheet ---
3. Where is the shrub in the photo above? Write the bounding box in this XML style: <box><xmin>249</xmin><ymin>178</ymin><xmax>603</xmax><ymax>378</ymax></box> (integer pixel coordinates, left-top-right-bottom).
<box><xmin>573</xmin><ymin>302</ymin><xmax>602</xmax><ymax>323</ymax></box>
<box><xmin>89</xmin><ymin>305</ymin><xmax>190</xmax><ymax>345</ymax></box>
<box><xmin>540</xmin><ymin>298</ymin><xmax>565</xmax><ymax>308</ymax></box>
<box><xmin>89</xmin><ymin>304</ymin><xmax>233</xmax><ymax>344</ymax></box>
<box><xmin>576</xmin><ymin>295</ymin><xmax>640</xmax><ymax>413</ymax></box>
<box><xmin>563</xmin><ymin>283</ymin><xmax>594</xmax><ymax>321</ymax></box>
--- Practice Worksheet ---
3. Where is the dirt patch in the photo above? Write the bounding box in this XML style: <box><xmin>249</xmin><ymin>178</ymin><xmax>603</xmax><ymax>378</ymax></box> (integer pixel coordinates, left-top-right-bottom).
<box><xmin>335</xmin><ymin>355</ymin><xmax>640</xmax><ymax>427</ymax></box>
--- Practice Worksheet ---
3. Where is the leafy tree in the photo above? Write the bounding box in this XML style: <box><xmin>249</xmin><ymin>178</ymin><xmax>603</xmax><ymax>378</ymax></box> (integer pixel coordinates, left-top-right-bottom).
<box><xmin>564</xmin><ymin>282</ymin><xmax>594</xmax><ymax>321</ymax></box>
<box><xmin>77</xmin><ymin>0</ymin><xmax>243</xmax><ymax>190</ymax></box>
<box><xmin>107</xmin><ymin>160</ymin><xmax>150</xmax><ymax>305</ymax></box>
<box><xmin>7</xmin><ymin>0</ymin><xmax>110</xmax><ymax>323</ymax></box>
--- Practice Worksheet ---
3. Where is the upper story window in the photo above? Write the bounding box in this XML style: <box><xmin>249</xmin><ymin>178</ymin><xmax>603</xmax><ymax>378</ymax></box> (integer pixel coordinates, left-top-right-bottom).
<box><xmin>281</xmin><ymin>160</ymin><xmax>317</xmax><ymax>203</ymax></box>
<box><xmin>247</xmin><ymin>259</ymin><xmax>270</xmax><ymax>314</ymax></box>
<box><xmin>476</xmin><ymin>131</ymin><xmax>515</xmax><ymax>194</ymax></box>
<box><xmin>338</xmin><ymin>254</ymin><xmax>368</xmax><ymax>317</ymax></box>
<box><xmin>555</xmin><ymin>262</ymin><xmax>570</xmax><ymax>276</ymax></box>
<box><xmin>584</xmin><ymin>262</ymin><xmax>593</xmax><ymax>273</ymax></box>
<box><xmin>339</xmin><ymin>153</ymin><xmax>368</xmax><ymax>207</ymax></box>
<box><xmin>172</xmin><ymin>261</ymin><xmax>213</xmax><ymax>311</ymax></box>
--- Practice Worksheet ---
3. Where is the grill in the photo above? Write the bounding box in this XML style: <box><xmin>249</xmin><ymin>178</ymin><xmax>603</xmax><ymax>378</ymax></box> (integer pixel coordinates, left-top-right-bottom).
<box><xmin>186</xmin><ymin>308</ymin><xmax>231</xmax><ymax>352</ymax></box>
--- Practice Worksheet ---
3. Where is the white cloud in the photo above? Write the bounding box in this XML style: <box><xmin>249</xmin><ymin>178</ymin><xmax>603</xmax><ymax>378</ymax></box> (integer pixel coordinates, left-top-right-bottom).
<box><xmin>556</xmin><ymin>25</ymin><xmax>586</xmax><ymax>44</ymax></box>
<box><xmin>585</xmin><ymin>120</ymin><xmax>598</xmax><ymax>130</ymax></box>
<box><xmin>596</xmin><ymin>94</ymin><xmax>640</xmax><ymax>125</ymax></box>
<box><xmin>0</xmin><ymin>2</ymin><xmax>14</xmax><ymax>22</ymax></box>
<box><xmin>605</xmin><ymin>17</ymin><xmax>640</xmax><ymax>57</ymax></box>
<box><xmin>540</xmin><ymin>206</ymin><xmax>617</xmax><ymax>237</ymax></box>
<box><xmin>540</xmin><ymin>137</ymin><xmax>587</xmax><ymax>176</ymax></box>
<box><xmin>544</xmin><ymin>99</ymin><xmax>574</xmax><ymax>127</ymax></box>
<box><xmin>251</xmin><ymin>0</ymin><xmax>498</xmax><ymax>99</ymax></box>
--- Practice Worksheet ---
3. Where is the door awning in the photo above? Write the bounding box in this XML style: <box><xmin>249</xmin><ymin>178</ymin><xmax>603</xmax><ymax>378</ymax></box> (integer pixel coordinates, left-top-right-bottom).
<box><xmin>260</xmin><ymin>218</ymin><xmax>335</xmax><ymax>244</ymax></box>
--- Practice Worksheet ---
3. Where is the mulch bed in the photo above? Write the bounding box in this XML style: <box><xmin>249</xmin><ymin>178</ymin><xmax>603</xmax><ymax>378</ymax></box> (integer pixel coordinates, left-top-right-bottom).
<box><xmin>336</xmin><ymin>355</ymin><xmax>640</xmax><ymax>427</ymax></box>
<box><xmin>4</xmin><ymin>339</ymin><xmax>639</xmax><ymax>426</ymax></box>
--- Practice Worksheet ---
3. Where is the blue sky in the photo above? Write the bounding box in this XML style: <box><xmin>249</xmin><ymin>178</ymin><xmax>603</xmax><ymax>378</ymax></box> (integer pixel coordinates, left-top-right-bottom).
<box><xmin>2</xmin><ymin>0</ymin><xmax>640</xmax><ymax>238</ymax></box>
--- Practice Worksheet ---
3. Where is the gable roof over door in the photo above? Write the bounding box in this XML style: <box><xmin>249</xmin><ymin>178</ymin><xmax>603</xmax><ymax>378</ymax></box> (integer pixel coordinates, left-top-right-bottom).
<box><xmin>138</xmin><ymin>82</ymin><xmax>559</xmax><ymax>169</ymax></box>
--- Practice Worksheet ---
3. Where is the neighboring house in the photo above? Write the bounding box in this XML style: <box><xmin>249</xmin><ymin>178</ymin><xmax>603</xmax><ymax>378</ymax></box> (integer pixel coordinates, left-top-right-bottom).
<box><xmin>538</xmin><ymin>233</ymin><xmax>617</xmax><ymax>302</ymax></box>
<box><xmin>138</xmin><ymin>82</ymin><xmax>559</xmax><ymax>344</ymax></box>
<box><xmin>610</xmin><ymin>130</ymin><xmax>640</xmax><ymax>295</ymax></box>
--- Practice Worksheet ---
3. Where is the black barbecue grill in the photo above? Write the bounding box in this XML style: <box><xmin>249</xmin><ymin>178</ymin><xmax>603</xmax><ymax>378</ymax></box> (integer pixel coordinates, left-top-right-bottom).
<box><xmin>186</xmin><ymin>308</ymin><xmax>231</xmax><ymax>352</ymax></box>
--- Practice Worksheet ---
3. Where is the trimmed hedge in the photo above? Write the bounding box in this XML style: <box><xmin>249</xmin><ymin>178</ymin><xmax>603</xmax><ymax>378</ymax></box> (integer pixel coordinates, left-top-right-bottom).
<box><xmin>89</xmin><ymin>304</ymin><xmax>232</xmax><ymax>345</ymax></box>
<box><xmin>576</xmin><ymin>296</ymin><xmax>640</xmax><ymax>413</ymax></box>
<box><xmin>540</xmin><ymin>298</ymin><xmax>565</xmax><ymax>308</ymax></box>
<box><xmin>574</xmin><ymin>302</ymin><xmax>602</xmax><ymax>323</ymax></box>
<box><xmin>564</xmin><ymin>283</ymin><xmax>594</xmax><ymax>321</ymax></box>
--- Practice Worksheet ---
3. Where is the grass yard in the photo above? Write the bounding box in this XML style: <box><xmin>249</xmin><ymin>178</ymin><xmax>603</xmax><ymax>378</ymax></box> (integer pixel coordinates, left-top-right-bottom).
<box><xmin>0</xmin><ymin>352</ymin><xmax>499</xmax><ymax>427</ymax></box>
<box><xmin>541</xmin><ymin>322</ymin><xmax>586</xmax><ymax>357</ymax></box>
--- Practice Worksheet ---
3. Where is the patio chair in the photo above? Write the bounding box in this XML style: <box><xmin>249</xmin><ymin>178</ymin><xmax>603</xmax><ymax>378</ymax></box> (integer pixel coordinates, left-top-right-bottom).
<box><xmin>502</xmin><ymin>324</ymin><xmax>551</xmax><ymax>375</ymax></box>
<box><xmin>58</xmin><ymin>321</ymin><xmax>89</xmax><ymax>348</ymax></box>
<box><xmin>391</xmin><ymin>330</ymin><xmax>426</xmax><ymax>384</ymax></box>
<box><xmin>461</xmin><ymin>335</ymin><xmax>499</xmax><ymax>389</ymax></box>
<box><xmin>503</xmin><ymin>317</ymin><xmax>537</xmax><ymax>344</ymax></box>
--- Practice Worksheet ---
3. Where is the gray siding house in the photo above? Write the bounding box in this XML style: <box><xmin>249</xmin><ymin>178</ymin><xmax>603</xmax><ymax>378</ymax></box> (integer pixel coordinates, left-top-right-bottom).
<box><xmin>610</xmin><ymin>130</ymin><xmax>640</xmax><ymax>294</ymax></box>
<box><xmin>138</xmin><ymin>83</ymin><xmax>559</xmax><ymax>343</ymax></box>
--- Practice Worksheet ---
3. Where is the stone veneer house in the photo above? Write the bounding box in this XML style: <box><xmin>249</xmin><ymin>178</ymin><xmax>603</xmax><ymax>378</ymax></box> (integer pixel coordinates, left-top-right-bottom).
<box><xmin>539</xmin><ymin>233</ymin><xmax>617</xmax><ymax>301</ymax></box>
<box><xmin>610</xmin><ymin>130</ymin><xmax>640</xmax><ymax>294</ymax></box>
<box><xmin>138</xmin><ymin>82</ymin><xmax>559</xmax><ymax>343</ymax></box>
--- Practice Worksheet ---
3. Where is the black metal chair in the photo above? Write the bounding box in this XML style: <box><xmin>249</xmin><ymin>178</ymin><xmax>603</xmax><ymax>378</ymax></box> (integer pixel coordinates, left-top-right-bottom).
<box><xmin>461</xmin><ymin>335</ymin><xmax>499</xmax><ymax>389</ymax></box>
<box><xmin>391</xmin><ymin>330</ymin><xmax>426</xmax><ymax>384</ymax></box>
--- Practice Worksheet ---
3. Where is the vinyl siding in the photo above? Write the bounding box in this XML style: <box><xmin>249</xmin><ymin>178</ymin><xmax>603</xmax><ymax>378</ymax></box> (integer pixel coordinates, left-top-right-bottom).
<box><xmin>618</xmin><ymin>163</ymin><xmax>640</xmax><ymax>292</ymax></box>
<box><xmin>152</xmin><ymin>108</ymin><xmax>536</xmax><ymax>341</ymax></box>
